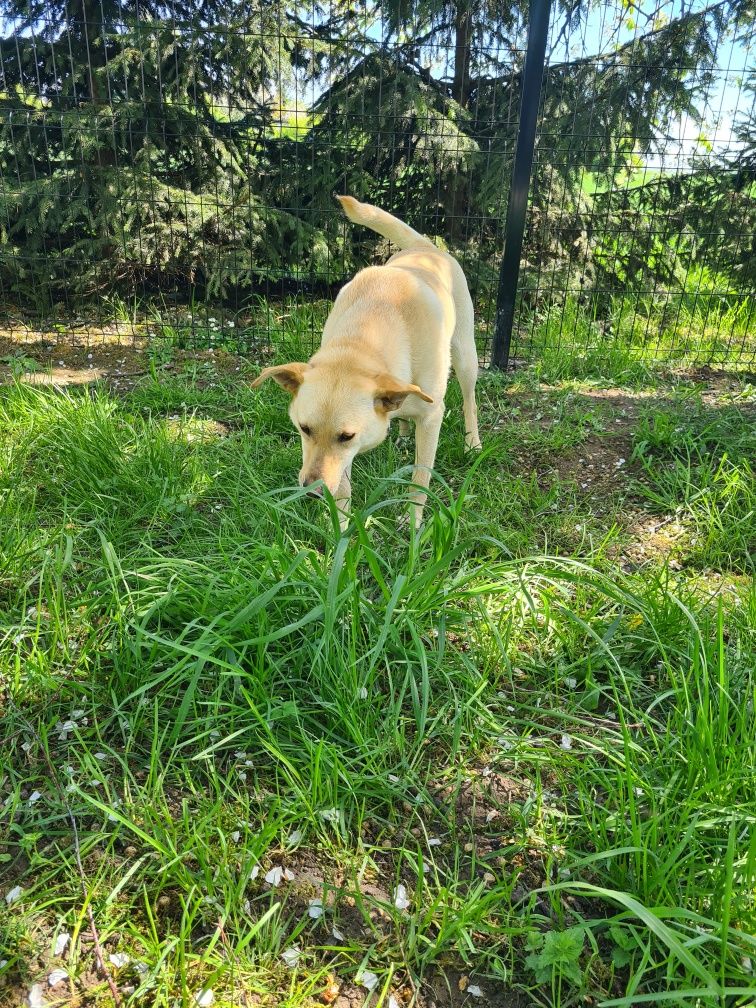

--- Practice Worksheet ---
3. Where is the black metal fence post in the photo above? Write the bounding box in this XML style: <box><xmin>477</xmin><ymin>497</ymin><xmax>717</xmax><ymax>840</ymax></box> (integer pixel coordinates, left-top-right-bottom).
<box><xmin>491</xmin><ymin>0</ymin><xmax>552</xmax><ymax>370</ymax></box>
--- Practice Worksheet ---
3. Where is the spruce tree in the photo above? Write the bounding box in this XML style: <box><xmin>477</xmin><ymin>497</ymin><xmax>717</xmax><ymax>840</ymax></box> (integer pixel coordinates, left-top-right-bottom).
<box><xmin>0</xmin><ymin>0</ymin><xmax>311</xmax><ymax>309</ymax></box>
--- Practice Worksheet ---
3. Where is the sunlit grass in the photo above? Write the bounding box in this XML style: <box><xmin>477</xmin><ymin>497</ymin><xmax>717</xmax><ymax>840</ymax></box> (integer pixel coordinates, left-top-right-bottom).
<box><xmin>1</xmin><ymin>354</ymin><xmax>755</xmax><ymax>1006</ymax></box>
<box><xmin>525</xmin><ymin>292</ymin><xmax>754</xmax><ymax>385</ymax></box>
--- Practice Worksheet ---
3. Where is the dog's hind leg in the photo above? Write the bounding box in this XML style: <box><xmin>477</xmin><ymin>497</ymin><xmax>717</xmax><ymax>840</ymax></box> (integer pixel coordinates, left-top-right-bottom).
<box><xmin>451</xmin><ymin>326</ymin><xmax>481</xmax><ymax>452</ymax></box>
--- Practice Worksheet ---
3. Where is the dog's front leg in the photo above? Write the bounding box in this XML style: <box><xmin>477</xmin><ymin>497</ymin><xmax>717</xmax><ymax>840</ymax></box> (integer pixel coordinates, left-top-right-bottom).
<box><xmin>335</xmin><ymin>464</ymin><xmax>352</xmax><ymax>532</ymax></box>
<box><xmin>409</xmin><ymin>412</ymin><xmax>443</xmax><ymax>529</ymax></box>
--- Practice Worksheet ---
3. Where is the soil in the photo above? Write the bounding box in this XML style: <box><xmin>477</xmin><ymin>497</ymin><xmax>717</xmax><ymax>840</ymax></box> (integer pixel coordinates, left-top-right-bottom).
<box><xmin>0</xmin><ymin>334</ymin><xmax>259</xmax><ymax>395</ymax></box>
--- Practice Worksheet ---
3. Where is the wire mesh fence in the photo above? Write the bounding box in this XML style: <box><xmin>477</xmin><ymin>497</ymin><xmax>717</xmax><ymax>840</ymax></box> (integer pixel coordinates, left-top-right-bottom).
<box><xmin>0</xmin><ymin>0</ymin><xmax>754</xmax><ymax>367</ymax></box>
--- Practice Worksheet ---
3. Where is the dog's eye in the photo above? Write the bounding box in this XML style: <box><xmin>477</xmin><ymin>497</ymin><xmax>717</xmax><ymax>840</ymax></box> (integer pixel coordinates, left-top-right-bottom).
<box><xmin>337</xmin><ymin>432</ymin><xmax>355</xmax><ymax>443</ymax></box>
<box><xmin>300</xmin><ymin>424</ymin><xmax>312</xmax><ymax>437</ymax></box>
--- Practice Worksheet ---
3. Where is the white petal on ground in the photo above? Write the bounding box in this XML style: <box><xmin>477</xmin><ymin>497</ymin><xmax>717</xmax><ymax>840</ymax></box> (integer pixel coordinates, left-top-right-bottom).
<box><xmin>265</xmin><ymin>865</ymin><xmax>294</xmax><ymax>886</ymax></box>
<box><xmin>265</xmin><ymin>866</ymin><xmax>284</xmax><ymax>886</ymax></box>
<box><xmin>281</xmin><ymin>946</ymin><xmax>301</xmax><ymax>968</ymax></box>
<box><xmin>358</xmin><ymin>687</ymin><xmax>368</xmax><ymax>699</ymax></box>
<box><xmin>194</xmin><ymin>989</ymin><xmax>215</xmax><ymax>1006</ymax></box>
<box><xmin>393</xmin><ymin>884</ymin><xmax>410</xmax><ymax>910</ymax></box>
<box><xmin>331</xmin><ymin>926</ymin><xmax>345</xmax><ymax>941</ymax></box>
<box><xmin>388</xmin><ymin>997</ymin><xmax>400</xmax><ymax>1008</ymax></box>
<box><xmin>565</xmin><ymin>676</ymin><xmax>577</xmax><ymax>689</ymax></box>
<box><xmin>53</xmin><ymin>927</ymin><xmax>70</xmax><ymax>951</ymax></box>
<box><xmin>250</xmin><ymin>864</ymin><xmax>260</xmax><ymax>880</ymax></box>
<box><xmin>560</xmin><ymin>734</ymin><xmax>573</xmax><ymax>750</ymax></box>
<box><xmin>358</xmin><ymin>970</ymin><xmax>379</xmax><ymax>992</ymax></box>
<box><xmin>5</xmin><ymin>885</ymin><xmax>23</xmax><ymax>905</ymax></box>
<box><xmin>467</xmin><ymin>984</ymin><xmax>484</xmax><ymax>997</ymax></box>
<box><xmin>28</xmin><ymin>791</ymin><xmax>42</xmax><ymax>805</ymax></box>
<box><xmin>108</xmin><ymin>952</ymin><xmax>130</xmax><ymax>968</ymax></box>
<box><xmin>285</xmin><ymin>830</ymin><xmax>302</xmax><ymax>846</ymax></box>
<box><xmin>308</xmin><ymin>898</ymin><xmax>324</xmax><ymax>919</ymax></box>
<box><xmin>27</xmin><ymin>985</ymin><xmax>46</xmax><ymax>1008</ymax></box>
<box><xmin>47</xmin><ymin>969</ymin><xmax>68</xmax><ymax>986</ymax></box>
<box><xmin>55</xmin><ymin>720</ymin><xmax>77</xmax><ymax>740</ymax></box>
<box><xmin>428</xmin><ymin>838</ymin><xmax>442</xmax><ymax>847</ymax></box>
<box><xmin>319</xmin><ymin>807</ymin><xmax>340</xmax><ymax>824</ymax></box>
<box><xmin>229</xmin><ymin>831</ymin><xmax>241</xmax><ymax>843</ymax></box>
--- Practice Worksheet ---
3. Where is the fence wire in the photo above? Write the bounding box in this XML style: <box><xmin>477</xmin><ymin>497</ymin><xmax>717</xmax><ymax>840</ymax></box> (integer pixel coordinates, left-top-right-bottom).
<box><xmin>0</xmin><ymin>0</ymin><xmax>753</xmax><ymax>366</ymax></box>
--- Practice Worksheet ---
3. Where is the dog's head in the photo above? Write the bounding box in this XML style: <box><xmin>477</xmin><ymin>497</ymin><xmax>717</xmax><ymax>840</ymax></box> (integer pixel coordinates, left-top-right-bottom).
<box><xmin>252</xmin><ymin>362</ymin><xmax>432</xmax><ymax>495</ymax></box>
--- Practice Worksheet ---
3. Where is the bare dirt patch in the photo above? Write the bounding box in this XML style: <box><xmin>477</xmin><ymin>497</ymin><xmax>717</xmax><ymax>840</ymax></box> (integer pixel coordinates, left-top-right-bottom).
<box><xmin>0</xmin><ymin>335</ymin><xmax>258</xmax><ymax>394</ymax></box>
<box><xmin>545</xmin><ymin>432</ymin><xmax>634</xmax><ymax>506</ymax></box>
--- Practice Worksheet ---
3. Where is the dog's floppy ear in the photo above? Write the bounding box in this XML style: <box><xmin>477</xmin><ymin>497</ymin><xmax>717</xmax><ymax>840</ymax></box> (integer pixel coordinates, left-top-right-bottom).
<box><xmin>374</xmin><ymin>373</ymin><xmax>433</xmax><ymax>412</ymax></box>
<box><xmin>251</xmin><ymin>363</ymin><xmax>308</xmax><ymax>395</ymax></box>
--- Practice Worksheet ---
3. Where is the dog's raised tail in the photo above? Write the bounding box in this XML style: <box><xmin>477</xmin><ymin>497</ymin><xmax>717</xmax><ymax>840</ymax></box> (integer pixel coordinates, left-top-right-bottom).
<box><xmin>336</xmin><ymin>195</ymin><xmax>434</xmax><ymax>251</ymax></box>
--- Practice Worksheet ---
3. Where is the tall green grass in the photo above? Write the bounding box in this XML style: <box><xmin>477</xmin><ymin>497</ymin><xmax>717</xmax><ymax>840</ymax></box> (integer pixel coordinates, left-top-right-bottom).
<box><xmin>1</xmin><ymin>374</ymin><xmax>754</xmax><ymax>1006</ymax></box>
<box><xmin>527</xmin><ymin>291</ymin><xmax>754</xmax><ymax>384</ymax></box>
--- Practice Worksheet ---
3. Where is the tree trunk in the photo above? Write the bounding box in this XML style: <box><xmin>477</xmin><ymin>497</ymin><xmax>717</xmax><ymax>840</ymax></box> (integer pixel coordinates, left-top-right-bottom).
<box><xmin>445</xmin><ymin>0</ymin><xmax>473</xmax><ymax>240</ymax></box>
<box><xmin>79</xmin><ymin>0</ymin><xmax>105</xmax><ymax>103</ymax></box>
<box><xmin>452</xmin><ymin>0</ymin><xmax>472</xmax><ymax>107</ymax></box>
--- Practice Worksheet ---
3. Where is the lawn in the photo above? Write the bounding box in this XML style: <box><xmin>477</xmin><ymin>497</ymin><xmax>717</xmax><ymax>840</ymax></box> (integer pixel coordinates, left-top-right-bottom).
<box><xmin>1</xmin><ymin>327</ymin><xmax>755</xmax><ymax>1008</ymax></box>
